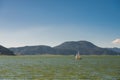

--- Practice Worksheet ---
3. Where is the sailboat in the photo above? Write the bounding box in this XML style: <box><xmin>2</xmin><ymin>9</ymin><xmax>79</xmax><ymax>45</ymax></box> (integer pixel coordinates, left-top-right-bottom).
<box><xmin>75</xmin><ymin>51</ymin><xmax>81</xmax><ymax>60</ymax></box>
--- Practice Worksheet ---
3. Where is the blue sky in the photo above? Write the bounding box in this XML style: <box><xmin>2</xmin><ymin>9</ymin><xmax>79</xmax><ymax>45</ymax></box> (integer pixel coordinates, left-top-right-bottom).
<box><xmin>0</xmin><ymin>0</ymin><xmax>120</xmax><ymax>48</ymax></box>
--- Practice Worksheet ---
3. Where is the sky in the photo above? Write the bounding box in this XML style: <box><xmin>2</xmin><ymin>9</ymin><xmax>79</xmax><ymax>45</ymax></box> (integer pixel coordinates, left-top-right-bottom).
<box><xmin>0</xmin><ymin>0</ymin><xmax>120</xmax><ymax>48</ymax></box>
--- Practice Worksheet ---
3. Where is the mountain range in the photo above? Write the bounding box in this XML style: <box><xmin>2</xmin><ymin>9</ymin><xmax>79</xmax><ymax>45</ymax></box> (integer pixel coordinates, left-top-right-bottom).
<box><xmin>107</xmin><ymin>47</ymin><xmax>120</xmax><ymax>53</ymax></box>
<box><xmin>9</xmin><ymin>41</ymin><xmax>120</xmax><ymax>55</ymax></box>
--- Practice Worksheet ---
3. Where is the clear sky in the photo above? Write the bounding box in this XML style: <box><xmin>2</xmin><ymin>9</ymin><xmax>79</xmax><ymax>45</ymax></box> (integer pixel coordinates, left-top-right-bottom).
<box><xmin>0</xmin><ymin>0</ymin><xmax>120</xmax><ymax>48</ymax></box>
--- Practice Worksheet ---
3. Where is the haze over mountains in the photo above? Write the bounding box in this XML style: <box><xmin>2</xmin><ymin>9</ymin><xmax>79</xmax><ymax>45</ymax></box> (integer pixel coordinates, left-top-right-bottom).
<box><xmin>9</xmin><ymin>41</ymin><xmax>120</xmax><ymax>55</ymax></box>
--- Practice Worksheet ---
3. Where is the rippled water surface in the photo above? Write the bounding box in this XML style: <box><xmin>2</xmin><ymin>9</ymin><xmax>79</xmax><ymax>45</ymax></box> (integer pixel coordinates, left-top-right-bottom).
<box><xmin>0</xmin><ymin>55</ymin><xmax>119</xmax><ymax>80</ymax></box>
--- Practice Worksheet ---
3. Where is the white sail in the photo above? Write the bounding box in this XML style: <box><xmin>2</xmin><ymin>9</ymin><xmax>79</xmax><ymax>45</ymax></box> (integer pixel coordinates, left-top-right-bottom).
<box><xmin>75</xmin><ymin>51</ymin><xmax>81</xmax><ymax>60</ymax></box>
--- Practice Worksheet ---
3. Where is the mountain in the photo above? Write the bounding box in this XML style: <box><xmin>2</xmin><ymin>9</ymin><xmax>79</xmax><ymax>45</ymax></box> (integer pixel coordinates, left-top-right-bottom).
<box><xmin>107</xmin><ymin>47</ymin><xmax>120</xmax><ymax>53</ymax></box>
<box><xmin>10</xmin><ymin>45</ymin><xmax>76</xmax><ymax>55</ymax></box>
<box><xmin>10</xmin><ymin>45</ymin><xmax>54</xmax><ymax>55</ymax></box>
<box><xmin>10</xmin><ymin>41</ymin><xmax>120</xmax><ymax>55</ymax></box>
<box><xmin>54</xmin><ymin>41</ymin><xmax>119</xmax><ymax>55</ymax></box>
<box><xmin>0</xmin><ymin>45</ymin><xmax>14</xmax><ymax>55</ymax></box>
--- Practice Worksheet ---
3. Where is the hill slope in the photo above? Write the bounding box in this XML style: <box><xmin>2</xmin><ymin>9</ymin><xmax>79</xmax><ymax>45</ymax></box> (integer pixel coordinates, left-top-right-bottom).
<box><xmin>0</xmin><ymin>45</ymin><xmax>14</xmax><ymax>55</ymax></box>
